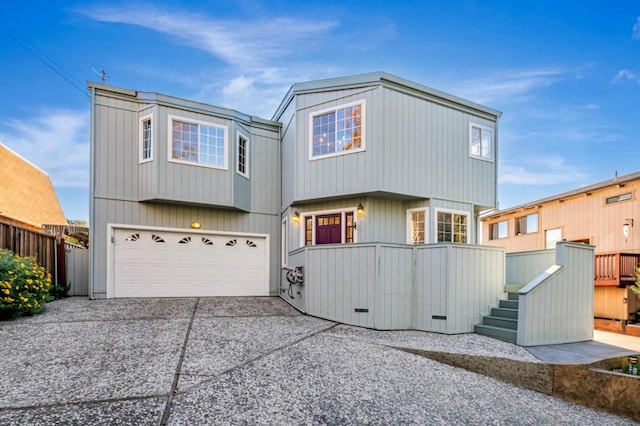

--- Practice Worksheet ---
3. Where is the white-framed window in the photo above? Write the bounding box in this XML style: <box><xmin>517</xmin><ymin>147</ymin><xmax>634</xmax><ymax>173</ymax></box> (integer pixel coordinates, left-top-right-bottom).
<box><xmin>489</xmin><ymin>220</ymin><xmax>508</xmax><ymax>240</ymax></box>
<box><xmin>436</xmin><ymin>209</ymin><xmax>469</xmax><ymax>243</ymax></box>
<box><xmin>545</xmin><ymin>227</ymin><xmax>562</xmax><ymax>249</ymax></box>
<box><xmin>515</xmin><ymin>212</ymin><xmax>538</xmax><ymax>235</ymax></box>
<box><xmin>237</xmin><ymin>132</ymin><xmax>249</xmax><ymax>178</ymax></box>
<box><xmin>605</xmin><ymin>192</ymin><xmax>632</xmax><ymax>205</ymax></box>
<box><xmin>168</xmin><ymin>115</ymin><xmax>228</xmax><ymax>169</ymax></box>
<box><xmin>281</xmin><ymin>218</ymin><xmax>288</xmax><ymax>267</ymax></box>
<box><xmin>309</xmin><ymin>100</ymin><xmax>365</xmax><ymax>160</ymax></box>
<box><xmin>469</xmin><ymin>123</ymin><xmax>494</xmax><ymax>161</ymax></box>
<box><xmin>139</xmin><ymin>114</ymin><xmax>153</xmax><ymax>163</ymax></box>
<box><xmin>407</xmin><ymin>208</ymin><xmax>428</xmax><ymax>244</ymax></box>
<box><xmin>299</xmin><ymin>207</ymin><xmax>358</xmax><ymax>247</ymax></box>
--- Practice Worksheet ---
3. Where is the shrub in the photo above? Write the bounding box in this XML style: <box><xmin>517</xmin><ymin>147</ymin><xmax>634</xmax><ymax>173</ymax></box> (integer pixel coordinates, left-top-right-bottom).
<box><xmin>0</xmin><ymin>249</ymin><xmax>52</xmax><ymax>319</ymax></box>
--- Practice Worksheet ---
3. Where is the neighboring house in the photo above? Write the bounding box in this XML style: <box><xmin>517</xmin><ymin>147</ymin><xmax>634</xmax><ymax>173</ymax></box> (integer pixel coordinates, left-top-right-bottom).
<box><xmin>0</xmin><ymin>143</ymin><xmax>67</xmax><ymax>232</ymax></box>
<box><xmin>89</xmin><ymin>72</ymin><xmax>594</xmax><ymax>345</ymax></box>
<box><xmin>481</xmin><ymin>171</ymin><xmax>640</xmax><ymax>333</ymax></box>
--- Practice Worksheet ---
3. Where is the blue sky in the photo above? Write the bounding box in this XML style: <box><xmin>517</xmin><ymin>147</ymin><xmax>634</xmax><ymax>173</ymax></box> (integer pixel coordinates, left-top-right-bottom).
<box><xmin>1</xmin><ymin>1</ymin><xmax>639</xmax><ymax>221</ymax></box>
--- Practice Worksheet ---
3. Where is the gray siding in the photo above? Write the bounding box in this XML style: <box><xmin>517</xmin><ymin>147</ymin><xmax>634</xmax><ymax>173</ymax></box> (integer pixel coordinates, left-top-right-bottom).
<box><xmin>286</xmin><ymin>243</ymin><xmax>504</xmax><ymax>332</ymax></box>
<box><xmin>286</xmin><ymin>85</ymin><xmax>497</xmax><ymax>210</ymax></box>
<box><xmin>413</xmin><ymin>245</ymin><xmax>505</xmax><ymax>333</ymax></box>
<box><xmin>90</xmin><ymin>85</ymin><xmax>282</xmax><ymax>299</ymax></box>
<box><xmin>517</xmin><ymin>242</ymin><xmax>594</xmax><ymax>346</ymax></box>
<box><xmin>506</xmin><ymin>249</ymin><xmax>555</xmax><ymax>286</ymax></box>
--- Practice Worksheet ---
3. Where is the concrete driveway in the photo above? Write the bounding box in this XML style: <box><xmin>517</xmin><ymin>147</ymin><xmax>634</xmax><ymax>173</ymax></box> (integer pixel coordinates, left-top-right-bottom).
<box><xmin>0</xmin><ymin>297</ymin><xmax>634</xmax><ymax>425</ymax></box>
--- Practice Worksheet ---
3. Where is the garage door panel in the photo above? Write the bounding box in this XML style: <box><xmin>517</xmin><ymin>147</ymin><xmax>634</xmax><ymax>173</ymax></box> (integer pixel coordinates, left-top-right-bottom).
<box><xmin>112</xmin><ymin>228</ymin><xmax>268</xmax><ymax>298</ymax></box>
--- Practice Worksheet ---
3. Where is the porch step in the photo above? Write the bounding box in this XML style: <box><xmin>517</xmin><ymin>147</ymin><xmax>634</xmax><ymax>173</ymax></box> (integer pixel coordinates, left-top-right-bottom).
<box><xmin>474</xmin><ymin>324</ymin><xmax>517</xmax><ymax>344</ymax></box>
<box><xmin>482</xmin><ymin>315</ymin><xmax>518</xmax><ymax>330</ymax></box>
<box><xmin>499</xmin><ymin>299</ymin><xmax>519</xmax><ymax>309</ymax></box>
<box><xmin>507</xmin><ymin>292</ymin><xmax>519</xmax><ymax>301</ymax></box>
<box><xmin>491</xmin><ymin>307</ymin><xmax>518</xmax><ymax>319</ymax></box>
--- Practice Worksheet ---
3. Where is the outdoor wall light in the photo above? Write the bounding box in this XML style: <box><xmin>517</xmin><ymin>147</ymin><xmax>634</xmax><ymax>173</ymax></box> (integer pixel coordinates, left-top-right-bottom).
<box><xmin>623</xmin><ymin>219</ymin><xmax>634</xmax><ymax>240</ymax></box>
<box><xmin>357</xmin><ymin>203</ymin><xmax>365</xmax><ymax>216</ymax></box>
<box><xmin>292</xmin><ymin>211</ymin><xmax>300</xmax><ymax>224</ymax></box>
<box><xmin>190</xmin><ymin>222</ymin><xmax>201</xmax><ymax>229</ymax></box>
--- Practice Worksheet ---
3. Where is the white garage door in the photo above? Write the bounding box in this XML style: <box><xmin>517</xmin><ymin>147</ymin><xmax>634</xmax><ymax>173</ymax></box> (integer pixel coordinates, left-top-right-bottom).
<box><xmin>112</xmin><ymin>228</ymin><xmax>268</xmax><ymax>298</ymax></box>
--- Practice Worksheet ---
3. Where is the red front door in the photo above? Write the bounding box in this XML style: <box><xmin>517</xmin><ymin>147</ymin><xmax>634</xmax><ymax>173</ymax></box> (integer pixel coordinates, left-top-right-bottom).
<box><xmin>316</xmin><ymin>214</ymin><xmax>342</xmax><ymax>244</ymax></box>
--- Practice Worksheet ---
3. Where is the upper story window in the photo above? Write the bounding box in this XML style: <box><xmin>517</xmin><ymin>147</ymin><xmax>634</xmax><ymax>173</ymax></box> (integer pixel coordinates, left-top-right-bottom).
<box><xmin>310</xmin><ymin>101</ymin><xmax>365</xmax><ymax>160</ymax></box>
<box><xmin>489</xmin><ymin>220</ymin><xmax>508</xmax><ymax>240</ymax></box>
<box><xmin>169</xmin><ymin>115</ymin><xmax>228</xmax><ymax>169</ymax></box>
<box><xmin>139</xmin><ymin>115</ymin><xmax>152</xmax><ymax>163</ymax></box>
<box><xmin>515</xmin><ymin>212</ymin><xmax>538</xmax><ymax>235</ymax></box>
<box><xmin>407</xmin><ymin>208</ymin><xmax>427</xmax><ymax>244</ymax></box>
<box><xmin>437</xmin><ymin>210</ymin><xmax>468</xmax><ymax>243</ymax></box>
<box><xmin>469</xmin><ymin>123</ymin><xmax>493</xmax><ymax>161</ymax></box>
<box><xmin>237</xmin><ymin>133</ymin><xmax>249</xmax><ymax>178</ymax></box>
<box><xmin>605</xmin><ymin>192</ymin><xmax>631</xmax><ymax>205</ymax></box>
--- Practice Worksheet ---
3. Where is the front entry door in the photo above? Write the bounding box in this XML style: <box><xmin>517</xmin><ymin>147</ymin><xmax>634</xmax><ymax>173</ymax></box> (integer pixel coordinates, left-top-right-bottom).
<box><xmin>316</xmin><ymin>214</ymin><xmax>342</xmax><ymax>244</ymax></box>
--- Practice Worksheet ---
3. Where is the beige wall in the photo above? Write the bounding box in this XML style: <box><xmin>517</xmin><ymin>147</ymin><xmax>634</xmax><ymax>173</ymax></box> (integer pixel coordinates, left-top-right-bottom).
<box><xmin>483</xmin><ymin>180</ymin><xmax>640</xmax><ymax>254</ymax></box>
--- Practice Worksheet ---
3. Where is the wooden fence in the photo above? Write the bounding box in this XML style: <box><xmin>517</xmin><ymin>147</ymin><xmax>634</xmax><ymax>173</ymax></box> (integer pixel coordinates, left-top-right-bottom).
<box><xmin>0</xmin><ymin>221</ymin><xmax>65</xmax><ymax>286</ymax></box>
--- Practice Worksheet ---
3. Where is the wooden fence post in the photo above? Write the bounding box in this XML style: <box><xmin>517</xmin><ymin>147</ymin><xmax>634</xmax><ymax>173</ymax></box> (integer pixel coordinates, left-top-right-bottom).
<box><xmin>56</xmin><ymin>238</ymin><xmax>66</xmax><ymax>287</ymax></box>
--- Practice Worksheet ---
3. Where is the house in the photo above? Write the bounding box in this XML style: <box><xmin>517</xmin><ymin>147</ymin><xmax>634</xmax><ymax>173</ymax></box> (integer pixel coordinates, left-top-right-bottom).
<box><xmin>89</xmin><ymin>72</ymin><xmax>595</xmax><ymax>345</ymax></box>
<box><xmin>0</xmin><ymin>143</ymin><xmax>67</xmax><ymax>232</ymax></box>
<box><xmin>481</xmin><ymin>171</ymin><xmax>640</xmax><ymax>334</ymax></box>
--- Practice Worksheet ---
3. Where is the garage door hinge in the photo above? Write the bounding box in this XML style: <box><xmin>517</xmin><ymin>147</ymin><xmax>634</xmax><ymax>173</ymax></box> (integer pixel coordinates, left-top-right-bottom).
<box><xmin>111</xmin><ymin>236</ymin><xmax>115</xmax><ymax>243</ymax></box>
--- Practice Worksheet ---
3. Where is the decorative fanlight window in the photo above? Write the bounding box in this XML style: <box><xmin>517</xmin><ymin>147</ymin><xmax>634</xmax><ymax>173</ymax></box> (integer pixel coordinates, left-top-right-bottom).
<box><xmin>225</xmin><ymin>239</ymin><xmax>237</xmax><ymax>246</ymax></box>
<box><xmin>201</xmin><ymin>237</ymin><xmax>214</xmax><ymax>246</ymax></box>
<box><xmin>152</xmin><ymin>234</ymin><xmax>165</xmax><ymax>243</ymax></box>
<box><xmin>124</xmin><ymin>233</ymin><xmax>140</xmax><ymax>242</ymax></box>
<box><xmin>178</xmin><ymin>236</ymin><xmax>191</xmax><ymax>244</ymax></box>
<box><xmin>246</xmin><ymin>240</ymin><xmax>257</xmax><ymax>248</ymax></box>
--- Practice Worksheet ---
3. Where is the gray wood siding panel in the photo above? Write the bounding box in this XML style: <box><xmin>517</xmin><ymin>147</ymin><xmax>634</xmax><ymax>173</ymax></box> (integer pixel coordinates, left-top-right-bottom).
<box><xmin>295</xmin><ymin>88</ymin><xmax>379</xmax><ymax>201</ymax></box>
<box><xmin>306</xmin><ymin>245</ymin><xmax>375</xmax><ymax>328</ymax></box>
<box><xmin>413</xmin><ymin>245</ymin><xmax>448</xmax><ymax>332</ymax></box>
<box><xmin>250</xmin><ymin>131</ymin><xmax>280</xmax><ymax>214</ymax></box>
<box><xmin>280</xmin><ymin>102</ymin><xmax>296</xmax><ymax>210</ymax></box>
<box><xmin>445</xmin><ymin>245</ymin><xmax>505</xmax><ymax>333</ymax></box>
<box><xmin>291</xmin><ymin>86</ymin><xmax>496</xmax><ymax>209</ymax></box>
<box><xmin>506</xmin><ymin>249</ymin><xmax>555</xmax><ymax>286</ymax></box>
<box><xmin>93</xmin><ymin>96</ymin><xmax>141</xmax><ymax>201</ymax></box>
<box><xmin>90</xmin><ymin>198</ymin><xmax>280</xmax><ymax>298</ymax></box>
<box><xmin>374</xmin><ymin>245</ymin><xmax>413</xmax><ymax>329</ymax></box>
<box><xmin>517</xmin><ymin>242</ymin><xmax>594</xmax><ymax>346</ymax></box>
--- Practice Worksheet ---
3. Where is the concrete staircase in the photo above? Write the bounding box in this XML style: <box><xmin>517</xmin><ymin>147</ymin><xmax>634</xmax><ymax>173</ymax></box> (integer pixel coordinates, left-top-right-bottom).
<box><xmin>474</xmin><ymin>292</ymin><xmax>519</xmax><ymax>344</ymax></box>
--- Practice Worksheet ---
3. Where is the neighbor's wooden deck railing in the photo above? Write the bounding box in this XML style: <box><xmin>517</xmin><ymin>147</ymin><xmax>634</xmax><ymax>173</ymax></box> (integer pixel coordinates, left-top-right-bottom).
<box><xmin>594</xmin><ymin>252</ymin><xmax>640</xmax><ymax>286</ymax></box>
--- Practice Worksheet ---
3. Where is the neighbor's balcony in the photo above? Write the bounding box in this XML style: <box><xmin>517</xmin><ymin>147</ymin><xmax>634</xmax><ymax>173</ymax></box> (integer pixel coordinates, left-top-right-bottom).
<box><xmin>594</xmin><ymin>252</ymin><xmax>640</xmax><ymax>286</ymax></box>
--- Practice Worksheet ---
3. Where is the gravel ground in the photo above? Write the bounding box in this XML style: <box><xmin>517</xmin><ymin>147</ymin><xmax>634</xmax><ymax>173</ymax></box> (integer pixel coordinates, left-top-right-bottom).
<box><xmin>0</xmin><ymin>297</ymin><xmax>635</xmax><ymax>425</ymax></box>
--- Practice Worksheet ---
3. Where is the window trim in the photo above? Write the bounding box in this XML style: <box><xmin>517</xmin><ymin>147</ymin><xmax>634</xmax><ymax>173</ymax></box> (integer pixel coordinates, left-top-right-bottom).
<box><xmin>545</xmin><ymin>227</ymin><xmax>562</xmax><ymax>249</ymax></box>
<box><xmin>139</xmin><ymin>114</ymin><xmax>153</xmax><ymax>164</ymax></box>
<box><xmin>167</xmin><ymin>115</ymin><xmax>229</xmax><ymax>170</ymax></box>
<box><xmin>236</xmin><ymin>131</ymin><xmax>250</xmax><ymax>178</ymax></box>
<box><xmin>515</xmin><ymin>212</ymin><xmax>539</xmax><ymax>235</ymax></box>
<box><xmin>298</xmin><ymin>207</ymin><xmax>359</xmax><ymax>247</ymax></box>
<box><xmin>469</xmin><ymin>123</ymin><xmax>494</xmax><ymax>162</ymax></box>
<box><xmin>435</xmin><ymin>208</ymin><xmax>470</xmax><ymax>243</ymax></box>
<box><xmin>406</xmin><ymin>207</ymin><xmax>428</xmax><ymax>244</ymax></box>
<box><xmin>605</xmin><ymin>192</ymin><xmax>632</xmax><ymax>205</ymax></box>
<box><xmin>308</xmin><ymin>100</ymin><xmax>366</xmax><ymax>161</ymax></box>
<box><xmin>489</xmin><ymin>220</ymin><xmax>508</xmax><ymax>240</ymax></box>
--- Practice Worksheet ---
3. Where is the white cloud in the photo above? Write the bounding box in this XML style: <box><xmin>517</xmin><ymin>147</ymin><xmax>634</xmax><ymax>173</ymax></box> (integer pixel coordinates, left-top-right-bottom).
<box><xmin>448</xmin><ymin>67</ymin><xmax>567</xmax><ymax>105</ymax></box>
<box><xmin>0</xmin><ymin>110</ymin><xmax>89</xmax><ymax>188</ymax></box>
<box><xmin>612</xmin><ymin>69</ymin><xmax>640</xmax><ymax>84</ymax></box>
<box><xmin>77</xmin><ymin>6</ymin><xmax>338</xmax><ymax>69</ymax></box>
<box><xmin>499</xmin><ymin>157</ymin><xmax>589</xmax><ymax>185</ymax></box>
<box><xmin>633</xmin><ymin>17</ymin><xmax>640</xmax><ymax>40</ymax></box>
